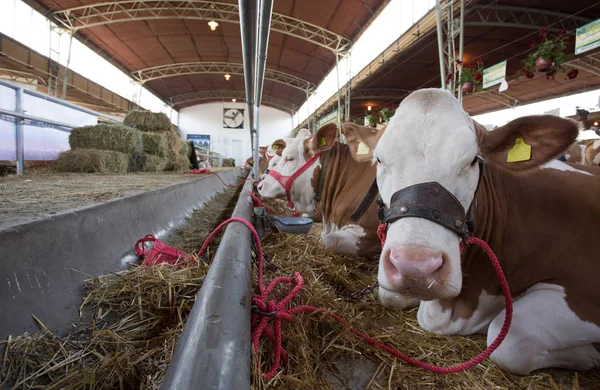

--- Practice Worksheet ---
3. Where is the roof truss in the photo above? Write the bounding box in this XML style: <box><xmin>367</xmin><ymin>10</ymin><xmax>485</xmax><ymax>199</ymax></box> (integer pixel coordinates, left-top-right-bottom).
<box><xmin>52</xmin><ymin>0</ymin><xmax>351</xmax><ymax>54</ymax></box>
<box><xmin>132</xmin><ymin>62</ymin><xmax>316</xmax><ymax>92</ymax></box>
<box><xmin>169</xmin><ymin>90</ymin><xmax>296</xmax><ymax>113</ymax></box>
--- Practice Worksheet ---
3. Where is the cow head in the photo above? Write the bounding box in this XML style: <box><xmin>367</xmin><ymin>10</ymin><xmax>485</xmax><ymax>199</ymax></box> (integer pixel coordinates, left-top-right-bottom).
<box><xmin>257</xmin><ymin>125</ymin><xmax>338</xmax><ymax>213</ymax></box>
<box><xmin>260</xmin><ymin>138</ymin><xmax>293</xmax><ymax>180</ymax></box>
<box><xmin>343</xmin><ymin>88</ymin><xmax>578</xmax><ymax>309</ymax></box>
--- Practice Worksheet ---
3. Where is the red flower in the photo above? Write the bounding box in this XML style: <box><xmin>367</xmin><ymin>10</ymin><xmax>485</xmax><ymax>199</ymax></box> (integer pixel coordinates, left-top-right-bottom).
<box><xmin>475</xmin><ymin>57</ymin><xmax>483</xmax><ymax>64</ymax></box>
<box><xmin>546</xmin><ymin>71</ymin><xmax>556</xmax><ymax>80</ymax></box>
<box><xmin>473</xmin><ymin>72</ymin><xmax>483</xmax><ymax>81</ymax></box>
<box><xmin>567</xmin><ymin>69</ymin><xmax>579</xmax><ymax>80</ymax></box>
<box><xmin>525</xmin><ymin>71</ymin><xmax>534</xmax><ymax>79</ymax></box>
<box><xmin>528</xmin><ymin>39</ymin><xmax>537</xmax><ymax>48</ymax></box>
<box><xmin>445</xmin><ymin>72</ymin><xmax>454</xmax><ymax>84</ymax></box>
<box><xmin>558</xmin><ymin>29</ymin><xmax>566</xmax><ymax>36</ymax></box>
<box><xmin>456</xmin><ymin>59</ymin><xmax>463</xmax><ymax>65</ymax></box>
<box><xmin>539</xmin><ymin>28</ymin><xmax>549</xmax><ymax>39</ymax></box>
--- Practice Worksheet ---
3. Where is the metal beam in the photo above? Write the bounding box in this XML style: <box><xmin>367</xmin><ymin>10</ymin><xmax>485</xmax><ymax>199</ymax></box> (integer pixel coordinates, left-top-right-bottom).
<box><xmin>168</xmin><ymin>90</ymin><xmax>296</xmax><ymax>113</ymax></box>
<box><xmin>566</xmin><ymin>56</ymin><xmax>600</xmax><ymax>78</ymax></box>
<box><xmin>465</xmin><ymin>5</ymin><xmax>590</xmax><ymax>33</ymax></box>
<box><xmin>52</xmin><ymin>0</ymin><xmax>351</xmax><ymax>54</ymax></box>
<box><xmin>351</xmin><ymin>88</ymin><xmax>411</xmax><ymax>100</ymax></box>
<box><xmin>477</xmin><ymin>90</ymin><xmax>520</xmax><ymax>108</ymax></box>
<box><xmin>132</xmin><ymin>62</ymin><xmax>315</xmax><ymax>93</ymax></box>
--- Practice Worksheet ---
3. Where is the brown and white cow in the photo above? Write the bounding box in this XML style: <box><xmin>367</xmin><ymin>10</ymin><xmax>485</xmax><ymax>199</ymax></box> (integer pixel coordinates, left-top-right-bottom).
<box><xmin>565</xmin><ymin>139</ymin><xmax>600</xmax><ymax>166</ymax></box>
<box><xmin>257</xmin><ymin>127</ymin><xmax>381</xmax><ymax>258</ymax></box>
<box><xmin>343</xmin><ymin>88</ymin><xmax>600</xmax><ymax>374</ymax></box>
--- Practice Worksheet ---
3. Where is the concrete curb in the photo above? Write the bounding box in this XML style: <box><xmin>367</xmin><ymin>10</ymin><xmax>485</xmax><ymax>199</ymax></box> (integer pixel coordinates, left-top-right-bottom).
<box><xmin>0</xmin><ymin>169</ymin><xmax>242</xmax><ymax>340</ymax></box>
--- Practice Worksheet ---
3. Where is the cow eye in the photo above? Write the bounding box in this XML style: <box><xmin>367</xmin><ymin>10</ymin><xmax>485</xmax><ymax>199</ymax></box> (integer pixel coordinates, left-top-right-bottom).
<box><xmin>286</xmin><ymin>156</ymin><xmax>294</xmax><ymax>162</ymax></box>
<box><xmin>376</xmin><ymin>157</ymin><xmax>381</xmax><ymax>164</ymax></box>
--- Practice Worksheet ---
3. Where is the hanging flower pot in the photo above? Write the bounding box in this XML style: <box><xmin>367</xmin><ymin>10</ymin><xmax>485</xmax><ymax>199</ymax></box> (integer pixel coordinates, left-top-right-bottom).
<box><xmin>461</xmin><ymin>81</ymin><xmax>476</xmax><ymax>94</ymax></box>
<box><xmin>536</xmin><ymin>56</ymin><xmax>553</xmax><ymax>72</ymax></box>
<box><xmin>525</xmin><ymin>71</ymin><xmax>535</xmax><ymax>79</ymax></box>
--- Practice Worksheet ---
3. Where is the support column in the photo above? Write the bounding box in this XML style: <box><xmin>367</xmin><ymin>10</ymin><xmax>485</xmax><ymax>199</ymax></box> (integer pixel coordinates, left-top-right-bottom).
<box><xmin>435</xmin><ymin>0</ymin><xmax>446</xmax><ymax>89</ymax></box>
<box><xmin>335</xmin><ymin>53</ymin><xmax>342</xmax><ymax>133</ymax></box>
<box><xmin>305</xmin><ymin>91</ymin><xmax>311</xmax><ymax>132</ymax></box>
<box><xmin>16</xmin><ymin>88</ymin><xmax>24</xmax><ymax>175</ymax></box>
<box><xmin>253</xmin><ymin>107</ymin><xmax>260</xmax><ymax>179</ymax></box>
<box><xmin>457</xmin><ymin>0</ymin><xmax>465</xmax><ymax>104</ymax></box>
<box><xmin>61</xmin><ymin>32</ymin><xmax>73</xmax><ymax>100</ymax></box>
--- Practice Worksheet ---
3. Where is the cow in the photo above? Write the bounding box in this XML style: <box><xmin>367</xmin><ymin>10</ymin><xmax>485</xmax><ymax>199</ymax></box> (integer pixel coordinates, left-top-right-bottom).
<box><xmin>564</xmin><ymin>140</ymin><xmax>600</xmax><ymax>166</ymax></box>
<box><xmin>257</xmin><ymin>126</ymin><xmax>381</xmax><ymax>258</ymax></box>
<box><xmin>341</xmin><ymin>88</ymin><xmax>600</xmax><ymax>375</ymax></box>
<box><xmin>260</xmin><ymin>138</ymin><xmax>292</xmax><ymax>180</ymax></box>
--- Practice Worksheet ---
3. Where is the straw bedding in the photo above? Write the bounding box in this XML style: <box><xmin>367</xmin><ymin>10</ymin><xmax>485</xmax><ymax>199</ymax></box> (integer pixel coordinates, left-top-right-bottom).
<box><xmin>0</xmin><ymin>186</ymin><xmax>241</xmax><ymax>389</ymax></box>
<box><xmin>69</xmin><ymin>124</ymin><xmax>142</xmax><ymax>157</ymax></box>
<box><xmin>3</xmin><ymin>188</ymin><xmax>598</xmax><ymax>389</ymax></box>
<box><xmin>252</xmin><ymin>201</ymin><xmax>600</xmax><ymax>389</ymax></box>
<box><xmin>55</xmin><ymin>149</ymin><xmax>130</xmax><ymax>174</ymax></box>
<box><xmin>123</xmin><ymin>111</ymin><xmax>173</xmax><ymax>133</ymax></box>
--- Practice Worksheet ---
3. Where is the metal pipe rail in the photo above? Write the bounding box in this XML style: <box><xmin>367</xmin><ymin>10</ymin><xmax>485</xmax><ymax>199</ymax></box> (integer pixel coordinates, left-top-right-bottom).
<box><xmin>161</xmin><ymin>177</ymin><xmax>254</xmax><ymax>389</ymax></box>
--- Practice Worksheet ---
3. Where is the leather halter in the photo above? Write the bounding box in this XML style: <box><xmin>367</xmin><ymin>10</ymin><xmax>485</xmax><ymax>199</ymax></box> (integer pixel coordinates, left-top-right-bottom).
<box><xmin>355</xmin><ymin>156</ymin><xmax>485</xmax><ymax>241</ymax></box>
<box><xmin>268</xmin><ymin>151</ymin><xmax>325</xmax><ymax>216</ymax></box>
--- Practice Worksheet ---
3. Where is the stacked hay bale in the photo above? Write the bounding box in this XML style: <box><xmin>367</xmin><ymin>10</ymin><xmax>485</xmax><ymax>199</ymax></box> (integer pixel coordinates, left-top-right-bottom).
<box><xmin>57</xmin><ymin>124</ymin><xmax>141</xmax><ymax>173</ymax></box>
<box><xmin>124</xmin><ymin>110</ymin><xmax>189</xmax><ymax>172</ymax></box>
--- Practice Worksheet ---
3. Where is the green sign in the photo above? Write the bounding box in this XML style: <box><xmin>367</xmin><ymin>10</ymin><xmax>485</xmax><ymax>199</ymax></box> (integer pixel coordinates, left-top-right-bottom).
<box><xmin>482</xmin><ymin>60</ymin><xmax>506</xmax><ymax>89</ymax></box>
<box><xmin>317</xmin><ymin>109</ymin><xmax>338</xmax><ymax>128</ymax></box>
<box><xmin>575</xmin><ymin>18</ymin><xmax>600</xmax><ymax>55</ymax></box>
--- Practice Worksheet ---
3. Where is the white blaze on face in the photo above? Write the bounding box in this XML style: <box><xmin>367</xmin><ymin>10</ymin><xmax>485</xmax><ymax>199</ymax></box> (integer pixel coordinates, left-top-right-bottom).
<box><xmin>374</xmin><ymin>89</ymin><xmax>481</xmax><ymax>303</ymax></box>
<box><xmin>256</xmin><ymin>129</ymin><xmax>318</xmax><ymax>213</ymax></box>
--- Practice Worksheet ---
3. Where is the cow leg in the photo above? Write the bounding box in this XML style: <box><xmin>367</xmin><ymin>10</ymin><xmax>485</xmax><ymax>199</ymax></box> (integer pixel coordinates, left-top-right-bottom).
<box><xmin>486</xmin><ymin>283</ymin><xmax>600</xmax><ymax>375</ymax></box>
<box><xmin>321</xmin><ymin>224</ymin><xmax>366</xmax><ymax>256</ymax></box>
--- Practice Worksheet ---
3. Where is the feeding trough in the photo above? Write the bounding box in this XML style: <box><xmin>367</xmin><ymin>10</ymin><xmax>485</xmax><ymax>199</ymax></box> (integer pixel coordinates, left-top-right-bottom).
<box><xmin>253</xmin><ymin>206</ymin><xmax>313</xmax><ymax>238</ymax></box>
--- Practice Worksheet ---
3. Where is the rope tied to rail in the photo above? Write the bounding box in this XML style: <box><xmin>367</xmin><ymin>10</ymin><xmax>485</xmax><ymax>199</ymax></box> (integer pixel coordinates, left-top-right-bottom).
<box><xmin>248</xmin><ymin>190</ymin><xmax>272</xmax><ymax>214</ymax></box>
<box><xmin>185</xmin><ymin>169</ymin><xmax>253</xmax><ymax>189</ymax></box>
<box><xmin>135</xmin><ymin>208</ymin><xmax>513</xmax><ymax>379</ymax></box>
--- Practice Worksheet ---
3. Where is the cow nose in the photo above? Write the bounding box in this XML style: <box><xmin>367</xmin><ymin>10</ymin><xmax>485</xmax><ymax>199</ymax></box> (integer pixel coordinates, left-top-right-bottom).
<box><xmin>257</xmin><ymin>181</ymin><xmax>264</xmax><ymax>192</ymax></box>
<box><xmin>383</xmin><ymin>247</ymin><xmax>443</xmax><ymax>291</ymax></box>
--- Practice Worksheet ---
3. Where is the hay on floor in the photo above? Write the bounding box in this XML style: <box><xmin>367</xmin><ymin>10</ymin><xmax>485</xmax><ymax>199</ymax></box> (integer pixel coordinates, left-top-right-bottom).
<box><xmin>141</xmin><ymin>132</ymin><xmax>168</xmax><ymax>157</ymax></box>
<box><xmin>69</xmin><ymin>124</ymin><xmax>142</xmax><ymax>157</ymax></box>
<box><xmin>141</xmin><ymin>153</ymin><xmax>168</xmax><ymax>172</ymax></box>
<box><xmin>55</xmin><ymin>149</ymin><xmax>130</xmax><ymax>174</ymax></box>
<box><xmin>123</xmin><ymin>111</ymin><xmax>173</xmax><ymax>133</ymax></box>
<box><xmin>0</xmin><ymin>187</ymin><xmax>242</xmax><ymax>389</ymax></box>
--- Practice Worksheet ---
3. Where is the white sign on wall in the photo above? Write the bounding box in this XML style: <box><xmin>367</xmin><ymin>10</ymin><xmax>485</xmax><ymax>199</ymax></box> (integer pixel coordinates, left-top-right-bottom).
<box><xmin>317</xmin><ymin>109</ymin><xmax>338</xmax><ymax>128</ymax></box>
<box><xmin>575</xmin><ymin>18</ymin><xmax>600</xmax><ymax>55</ymax></box>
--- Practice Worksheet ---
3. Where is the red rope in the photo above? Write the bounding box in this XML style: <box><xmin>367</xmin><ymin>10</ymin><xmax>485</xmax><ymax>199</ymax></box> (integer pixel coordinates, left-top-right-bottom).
<box><xmin>136</xmin><ymin>213</ymin><xmax>513</xmax><ymax>380</ymax></box>
<box><xmin>135</xmin><ymin>234</ymin><xmax>195</xmax><ymax>267</ymax></box>
<box><xmin>185</xmin><ymin>169</ymin><xmax>252</xmax><ymax>189</ymax></box>
<box><xmin>248</xmin><ymin>190</ymin><xmax>272</xmax><ymax>214</ymax></box>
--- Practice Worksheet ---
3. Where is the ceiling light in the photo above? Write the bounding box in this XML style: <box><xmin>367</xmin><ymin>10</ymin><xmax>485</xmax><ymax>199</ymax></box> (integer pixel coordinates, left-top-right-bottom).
<box><xmin>208</xmin><ymin>20</ymin><xmax>219</xmax><ymax>31</ymax></box>
<box><xmin>367</xmin><ymin>105</ymin><xmax>372</xmax><ymax>111</ymax></box>
<box><xmin>232</xmin><ymin>98</ymin><xmax>237</xmax><ymax>102</ymax></box>
<box><xmin>224</xmin><ymin>74</ymin><xmax>231</xmax><ymax>81</ymax></box>
<box><xmin>595</xmin><ymin>121</ymin><xmax>599</xmax><ymax>126</ymax></box>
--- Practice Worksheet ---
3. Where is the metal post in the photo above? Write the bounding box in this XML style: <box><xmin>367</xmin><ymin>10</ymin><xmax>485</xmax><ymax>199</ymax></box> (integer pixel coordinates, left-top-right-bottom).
<box><xmin>457</xmin><ymin>0</ymin><xmax>465</xmax><ymax>104</ymax></box>
<box><xmin>15</xmin><ymin>88</ymin><xmax>24</xmax><ymax>175</ymax></box>
<box><xmin>253</xmin><ymin>107</ymin><xmax>260</xmax><ymax>179</ymax></box>
<box><xmin>435</xmin><ymin>0</ymin><xmax>446</xmax><ymax>89</ymax></box>
<box><xmin>161</xmin><ymin>179</ymin><xmax>254</xmax><ymax>390</ymax></box>
<box><xmin>335</xmin><ymin>53</ymin><xmax>342</xmax><ymax>132</ymax></box>
<box><xmin>305</xmin><ymin>92</ymin><xmax>311</xmax><ymax>132</ymax></box>
<box><xmin>138</xmin><ymin>83</ymin><xmax>143</xmax><ymax>106</ymax></box>
<box><xmin>61</xmin><ymin>32</ymin><xmax>73</xmax><ymax>100</ymax></box>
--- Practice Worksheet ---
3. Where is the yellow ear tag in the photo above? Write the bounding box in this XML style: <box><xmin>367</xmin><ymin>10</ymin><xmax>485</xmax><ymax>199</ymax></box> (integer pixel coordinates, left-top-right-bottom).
<box><xmin>506</xmin><ymin>137</ymin><xmax>531</xmax><ymax>163</ymax></box>
<box><xmin>272</xmin><ymin>145</ymin><xmax>279</xmax><ymax>150</ymax></box>
<box><xmin>319</xmin><ymin>137</ymin><xmax>327</xmax><ymax>147</ymax></box>
<box><xmin>357</xmin><ymin>141</ymin><xmax>370</xmax><ymax>155</ymax></box>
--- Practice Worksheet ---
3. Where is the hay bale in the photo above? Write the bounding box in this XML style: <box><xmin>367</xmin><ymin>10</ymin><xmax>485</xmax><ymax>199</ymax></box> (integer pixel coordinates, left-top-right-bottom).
<box><xmin>123</xmin><ymin>110</ymin><xmax>173</xmax><ymax>133</ymax></box>
<box><xmin>55</xmin><ymin>149</ymin><xmax>129</xmax><ymax>173</ymax></box>
<box><xmin>163</xmin><ymin>133</ymin><xmax>184</xmax><ymax>171</ymax></box>
<box><xmin>141</xmin><ymin>153</ymin><xmax>168</xmax><ymax>172</ymax></box>
<box><xmin>141</xmin><ymin>132</ymin><xmax>168</xmax><ymax>157</ymax></box>
<box><xmin>222</xmin><ymin>158</ymin><xmax>235</xmax><ymax>167</ymax></box>
<box><xmin>69</xmin><ymin>124</ymin><xmax>142</xmax><ymax>157</ymax></box>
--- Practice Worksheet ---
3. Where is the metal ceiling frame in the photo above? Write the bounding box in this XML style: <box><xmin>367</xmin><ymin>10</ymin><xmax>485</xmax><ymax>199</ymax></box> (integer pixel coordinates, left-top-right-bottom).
<box><xmin>132</xmin><ymin>61</ymin><xmax>316</xmax><ymax>92</ymax></box>
<box><xmin>351</xmin><ymin>88</ymin><xmax>411</xmax><ymax>100</ymax></box>
<box><xmin>465</xmin><ymin>5</ymin><xmax>591</xmax><ymax>33</ymax></box>
<box><xmin>567</xmin><ymin>55</ymin><xmax>600</xmax><ymax>78</ymax></box>
<box><xmin>168</xmin><ymin>90</ymin><xmax>296</xmax><ymax>113</ymax></box>
<box><xmin>477</xmin><ymin>90</ymin><xmax>520</xmax><ymax>108</ymax></box>
<box><xmin>51</xmin><ymin>0</ymin><xmax>352</xmax><ymax>54</ymax></box>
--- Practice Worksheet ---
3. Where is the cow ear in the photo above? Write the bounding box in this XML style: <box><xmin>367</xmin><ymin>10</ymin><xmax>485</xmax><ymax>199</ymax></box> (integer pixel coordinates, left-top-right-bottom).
<box><xmin>308</xmin><ymin>123</ymin><xmax>338</xmax><ymax>153</ymax></box>
<box><xmin>271</xmin><ymin>139</ymin><xmax>286</xmax><ymax>156</ymax></box>
<box><xmin>342</xmin><ymin>122</ymin><xmax>384</xmax><ymax>162</ymax></box>
<box><xmin>478</xmin><ymin>116</ymin><xmax>579</xmax><ymax>171</ymax></box>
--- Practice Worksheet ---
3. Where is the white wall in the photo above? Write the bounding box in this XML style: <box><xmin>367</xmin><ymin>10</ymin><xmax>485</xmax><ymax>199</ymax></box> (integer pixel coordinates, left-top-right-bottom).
<box><xmin>178</xmin><ymin>102</ymin><xmax>293</xmax><ymax>166</ymax></box>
